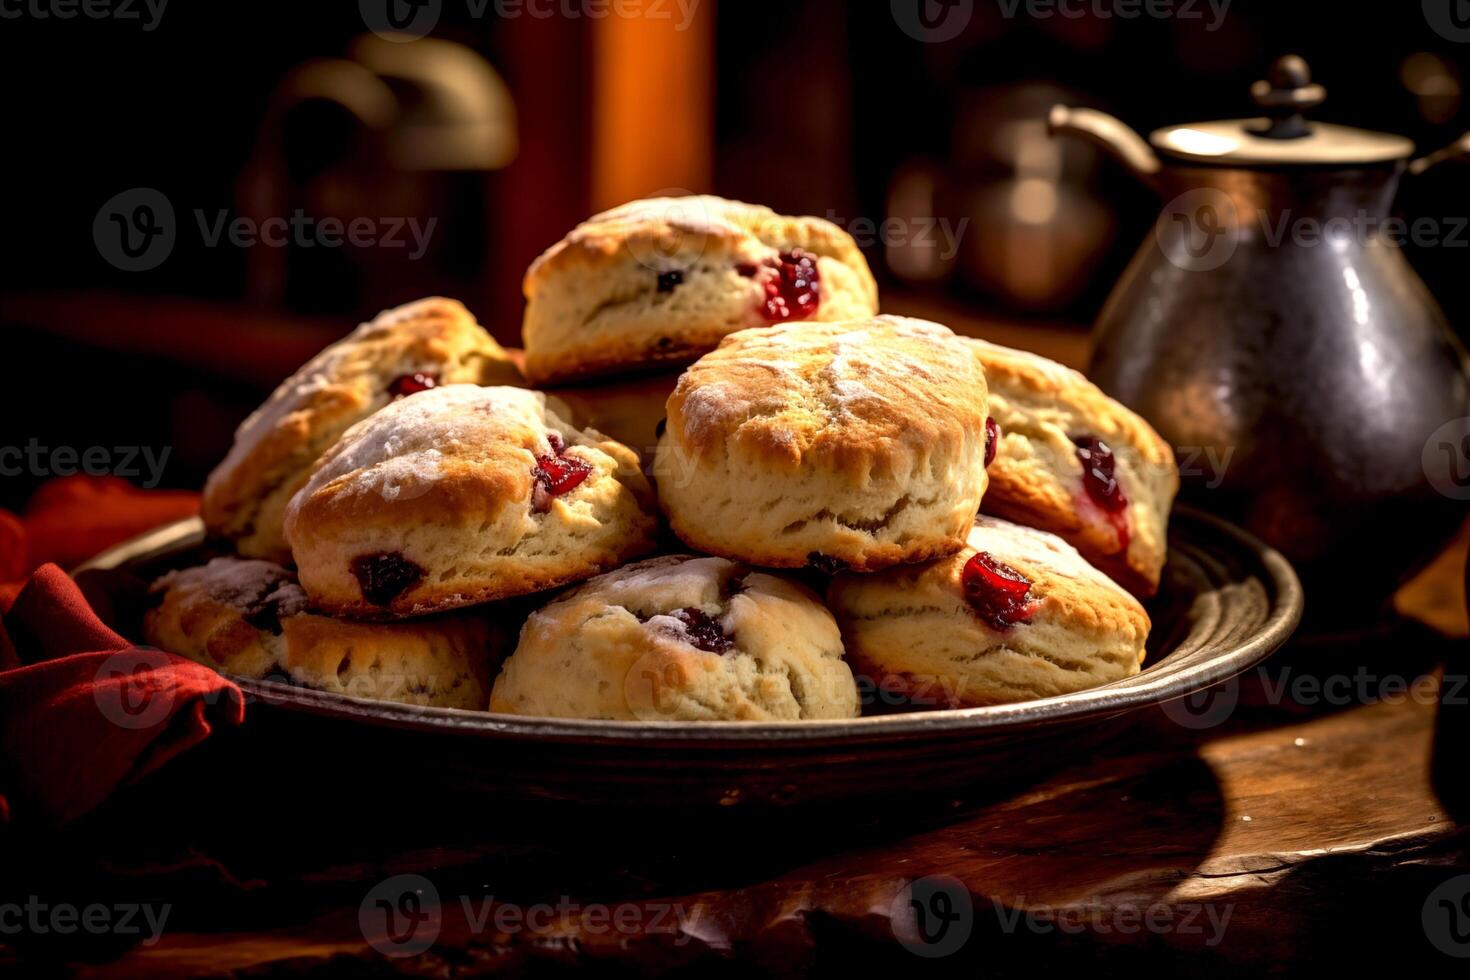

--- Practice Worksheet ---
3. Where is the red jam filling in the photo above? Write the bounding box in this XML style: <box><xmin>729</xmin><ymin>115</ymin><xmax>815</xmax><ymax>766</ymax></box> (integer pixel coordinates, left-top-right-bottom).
<box><xmin>388</xmin><ymin>372</ymin><xmax>438</xmax><ymax>398</ymax></box>
<box><xmin>985</xmin><ymin>417</ymin><xmax>1000</xmax><ymax>467</ymax></box>
<box><xmin>961</xmin><ymin>551</ymin><xmax>1037</xmax><ymax>631</ymax></box>
<box><xmin>531</xmin><ymin>435</ymin><xmax>592</xmax><ymax>511</ymax></box>
<box><xmin>759</xmin><ymin>249</ymin><xmax>821</xmax><ymax>322</ymax></box>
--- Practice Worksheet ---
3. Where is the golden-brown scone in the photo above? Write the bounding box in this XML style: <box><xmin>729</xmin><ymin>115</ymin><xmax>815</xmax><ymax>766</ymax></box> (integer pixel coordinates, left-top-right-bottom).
<box><xmin>143</xmin><ymin>557</ymin><xmax>502</xmax><ymax>709</ymax></box>
<box><xmin>284</xmin><ymin>385</ymin><xmax>658</xmax><ymax>619</ymax></box>
<box><xmin>522</xmin><ymin>196</ymin><xmax>879</xmax><ymax>384</ymax></box>
<box><xmin>653</xmin><ymin>316</ymin><xmax>991</xmax><ymax>573</ymax></box>
<box><xmin>490</xmin><ymin>555</ymin><xmax>859</xmax><ymax>721</ymax></box>
<box><xmin>969</xmin><ymin>338</ymin><xmax>1178</xmax><ymax>597</ymax></box>
<box><xmin>201</xmin><ymin>297</ymin><xmax>522</xmax><ymax>564</ymax></box>
<box><xmin>827</xmin><ymin>516</ymin><xmax>1150</xmax><ymax>708</ymax></box>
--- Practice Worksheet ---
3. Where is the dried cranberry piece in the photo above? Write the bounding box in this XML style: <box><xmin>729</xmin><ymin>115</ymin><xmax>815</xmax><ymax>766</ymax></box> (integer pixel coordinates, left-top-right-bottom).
<box><xmin>351</xmin><ymin>552</ymin><xmax>425</xmax><ymax>607</ymax></box>
<box><xmin>388</xmin><ymin>372</ymin><xmax>438</xmax><ymax>398</ymax></box>
<box><xmin>759</xmin><ymin>249</ymin><xmax>821</xmax><ymax>322</ymax></box>
<box><xmin>736</xmin><ymin>262</ymin><xmax>759</xmax><ymax>278</ymax></box>
<box><xmin>531</xmin><ymin>444</ymin><xmax>592</xmax><ymax>511</ymax></box>
<box><xmin>985</xmin><ymin>417</ymin><xmax>1000</xmax><ymax>467</ymax></box>
<box><xmin>961</xmin><ymin>551</ymin><xmax>1036</xmax><ymax>631</ymax></box>
<box><xmin>669</xmin><ymin>607</ymin><xmax>733</xmax><ymax>654</ymax></box>
<box><xmin>1073</xmin><ymin>435</ymin><xmax>1126</xmax><ymax>513</ymax></box>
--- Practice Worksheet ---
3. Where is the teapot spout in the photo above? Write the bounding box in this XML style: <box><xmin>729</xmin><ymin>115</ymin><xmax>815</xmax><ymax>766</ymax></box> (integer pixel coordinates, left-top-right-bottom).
<box><xmin>1048</xmin><ymin>105</ymin><xmax>1162</xmax><ymax>188</ymax></box>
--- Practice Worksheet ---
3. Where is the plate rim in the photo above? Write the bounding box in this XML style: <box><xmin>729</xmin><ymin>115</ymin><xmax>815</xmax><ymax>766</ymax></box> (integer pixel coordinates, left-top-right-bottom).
<box><xmin>76</xmin><ymin>506</ymin><xmax>1303</xmax><ymax>747</ymax></box>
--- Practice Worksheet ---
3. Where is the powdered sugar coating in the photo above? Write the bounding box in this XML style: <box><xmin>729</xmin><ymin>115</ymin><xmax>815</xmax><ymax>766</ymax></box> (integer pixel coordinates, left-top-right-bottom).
<box><xmin>295</xmin><ymin>385</ymin><xmax>546</xmax><ymax>504</ymax></box>
<box><xmin>585</xmin><ymin>196</ymin><xmax>747</xmax><ymax>240</ymax></box>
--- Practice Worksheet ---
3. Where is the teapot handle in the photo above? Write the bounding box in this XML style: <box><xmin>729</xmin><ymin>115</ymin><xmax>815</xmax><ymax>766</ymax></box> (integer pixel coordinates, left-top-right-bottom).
<box><xmin>1409</xmin><ymin>131</ymin><xmax>1470</xmax><ymax>176</ymax></box>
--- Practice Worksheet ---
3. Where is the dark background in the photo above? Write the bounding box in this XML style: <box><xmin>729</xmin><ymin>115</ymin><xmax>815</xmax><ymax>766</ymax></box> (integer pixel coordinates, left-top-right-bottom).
<box><xmin>3</xmin><ymin>0</ymin><xmax>1468</xmax><ymax>507</ymax></box>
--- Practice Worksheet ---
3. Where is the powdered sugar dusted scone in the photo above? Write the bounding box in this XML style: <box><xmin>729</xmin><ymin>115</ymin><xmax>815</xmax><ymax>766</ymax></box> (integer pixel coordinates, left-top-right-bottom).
<box><xmin>143</xmin><ymin>558</ymin><xmax>501</xmax><ymax>709</ymax></box>
<box><xmin>202</xmin><ymin>297</ymin><xmax>522</xmax><ymax>564</ymax></box>
<box><xmin>522</xmin><ymin>196</ymin><xmax>879</xmax><ymax>384</ymax></box>
<box><xmin>284</xmin><ymin>385</ymin><xmax>657</xmax><ymax>618</ymax></box>
<box><xmin>490</xmin><ymin>555</ymin><xmax>859</xmax><ymax>721</ymax></box>
<box><xmin>827</xmin><ymin>516</ymin><xmax>1149</xmax><ymax>708</ymax></box>
<box><xmin>654</xmin><ymin>316</ymin><xmax>990</xmax><ymax>572</ymax></box>
<box><xmin>968</xmin><ymin>338</ymin><xmax>1178</xmax><ymax>597</ymax></box>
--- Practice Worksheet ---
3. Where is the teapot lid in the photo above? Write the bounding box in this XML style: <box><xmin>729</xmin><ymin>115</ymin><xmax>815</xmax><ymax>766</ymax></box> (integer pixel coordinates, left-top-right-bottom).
<box><xmin>1149</xmin><ymin>55</ymin><xmax>1413</xmax><ymax>167</ymax></box>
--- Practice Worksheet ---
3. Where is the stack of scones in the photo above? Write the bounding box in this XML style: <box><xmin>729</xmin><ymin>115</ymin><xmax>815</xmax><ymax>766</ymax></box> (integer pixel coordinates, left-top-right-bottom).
<box><xmin>146</xmin><ymin>196</ymin><xmax>1178</xmax><ymax>721</ymax></box>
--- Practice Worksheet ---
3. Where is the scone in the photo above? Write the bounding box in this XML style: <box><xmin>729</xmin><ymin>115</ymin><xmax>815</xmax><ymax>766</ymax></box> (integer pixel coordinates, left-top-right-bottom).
<box><xmin>202</xmin><ymin>297</ymin><xmax>522</xmax><ymax>564</ymax></box>
<box><xmin>827</xmin><ymin>516</ymin><xmax>1150</xmax><ymax>708</ymax></box>
<box><xmin>284</xmin><ymin>385</ymin><xmax>657</xmax><ymax>618</ymax></box>
<box><xmin>490</xmin><ymin>555</ymin><xmax>859</xmax><ymax>721</ymax></box>
<box><xmin>522</xmin><ymin>196</ymin><xmax>880</xmax><ymax>384</ymax></box>
<box><xmin>143</xmin><ymin>557</ymin><xmax>501</xmax><ymax>709</ymax></box>
<box><xmin>968</xmin><ymin>338</ymin><xmax>1178</xmax><ymax>596</ymax></box>
<box><xmin>653</xmin><ymin>316</ymin><xmax>991</xmax><ymax>572</ymax></box>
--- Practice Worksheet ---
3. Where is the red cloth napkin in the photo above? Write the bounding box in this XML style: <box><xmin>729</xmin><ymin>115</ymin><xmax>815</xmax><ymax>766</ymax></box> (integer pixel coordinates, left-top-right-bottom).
<box><xmin>0</xmin><ymin>566</ymin><xmax>244</xmax><ymax>825</ymax></box>
<box><xmin>0</xmin><ymin>476</ymin><xmax>241</xmax><ymax>826</ymax></box>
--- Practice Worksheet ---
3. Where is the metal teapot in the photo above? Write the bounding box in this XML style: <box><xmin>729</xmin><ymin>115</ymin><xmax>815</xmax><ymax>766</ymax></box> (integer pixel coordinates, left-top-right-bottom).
<box><xmin>1050</xmin><ymin>56</ymin><xmax>1470</xmax><ymax>614</ymax></box>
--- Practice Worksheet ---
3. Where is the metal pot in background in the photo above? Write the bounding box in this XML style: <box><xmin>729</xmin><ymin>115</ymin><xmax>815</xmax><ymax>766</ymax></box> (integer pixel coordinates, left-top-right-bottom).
<box><xmin>1051</xmin><ymin>56</ymin><xmax>1470</xmax><ymax>620</ymax></box>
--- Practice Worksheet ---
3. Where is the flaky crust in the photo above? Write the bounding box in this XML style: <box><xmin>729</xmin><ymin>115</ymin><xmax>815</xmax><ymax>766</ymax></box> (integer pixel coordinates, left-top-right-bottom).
<box><xmin>522</xmin><ymin>196</ymin><xmax>880</xmax><ymax>384</ymax></box>
<box><xmin>969</xmin><ymin>338</ymin><xmax>1179</xmax><ymax>597</ymax></box>
<box><xmin>283</xmin><ymin>385</ymin><xmax>658</xmax><ymax>618</ymax></box>
<box><xmin>201</xmin><ymin>298</ymin><xmax>522</xmax><ymax>564</ymax></box>
<box><xmin>143</xmin><ymin>557</ymin><xmax>501</xmax><ymax>709</ymax></box>
<box><xmin>827</xmin><ymin>516</ymin><xmax>1150</xmax><ymax>708</ymax></box>
<box><xmin>654</xmin><ymin>316</ymin><xmax>990</xmax><ymax>572</ymax></box>
<box><xmin>490</xmin><ymin>555</ymin><xmax>859</xmax><ymax>721</ymax></box>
